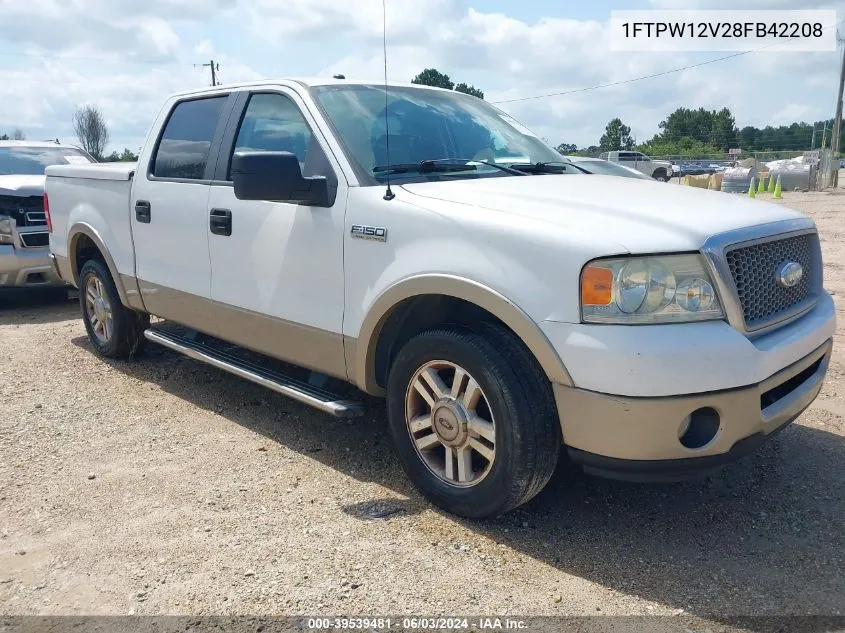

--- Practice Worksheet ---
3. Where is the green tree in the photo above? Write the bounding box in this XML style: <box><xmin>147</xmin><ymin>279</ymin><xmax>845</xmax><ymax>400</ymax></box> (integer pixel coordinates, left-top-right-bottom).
<box><xmin>571</xmin><ymin>145</ymin><xmax>602</xmax><ymax>157</ymax></box>
<box><xmin>654</xmin><ymin>107</ymin><xmax>737</xmax><ymax>151</ymax></box>
<box><xmin>637</xmin><ymin>136</ymin><xmax>722</xmax><ymax>158</ymax></box>
<box><xmin>105</xmin><ymin>148</ymin><xmax>139</xmax><ymax>162</ymax></box>
<box><xmin>555</xmin><ymin>142</ymin><xmax>578</xmax><ymax>154</ymax></box>
<box><xmin>709</xmin><ymin>108</ymin><xmax>737</xmax><ymax>150</ymax></box>
<box><xmin>411</xmin><ymin>69</ymin><xmax>485</xmax><ymax>99</ymax></box>
<box><xmin>411</xmin><ymin>68</ymin><xmax>454</xmax><ymax>90</ymax></box>
<box><xmin>599</xmin><ymin>118</ymin><xmax>634</xmax><ymax>151</ymax></box>
<box><xmin>454</xmin><ymin>82</ymin><xmax>484</xmax><ymax>99</ymax></box>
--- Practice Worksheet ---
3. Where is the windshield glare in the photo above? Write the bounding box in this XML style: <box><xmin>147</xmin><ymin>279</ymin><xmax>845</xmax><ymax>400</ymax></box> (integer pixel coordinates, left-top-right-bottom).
<box><xmin>311</xmin><ymin>84</ymin><xmax>569</xmax><ymax>185</ymax></box>
<box><xmin>0</xmin><ymin>146</ymin><xmax>93</xmax><ymax>176</ymax></box>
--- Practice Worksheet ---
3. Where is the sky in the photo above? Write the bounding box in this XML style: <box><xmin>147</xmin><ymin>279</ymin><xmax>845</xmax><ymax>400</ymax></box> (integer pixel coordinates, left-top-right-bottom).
<box><xmin>0</xmin><ymin>0</ymin><xmax>842</xmax><ymax>154</ymax></box>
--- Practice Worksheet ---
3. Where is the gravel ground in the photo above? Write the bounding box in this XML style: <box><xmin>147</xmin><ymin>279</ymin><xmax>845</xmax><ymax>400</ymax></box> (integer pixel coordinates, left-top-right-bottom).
<box><xmin>1</xmin><ymin>189</ymin><xmax>843</xmax><ymax>629</ymax></box>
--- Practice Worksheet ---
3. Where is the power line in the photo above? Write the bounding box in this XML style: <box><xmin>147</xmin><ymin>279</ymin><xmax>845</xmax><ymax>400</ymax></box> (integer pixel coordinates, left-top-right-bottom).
<box><xmin>492</xmin><ymin>20</ymin><xmax>845</xmax><ymax>105</ymax></box>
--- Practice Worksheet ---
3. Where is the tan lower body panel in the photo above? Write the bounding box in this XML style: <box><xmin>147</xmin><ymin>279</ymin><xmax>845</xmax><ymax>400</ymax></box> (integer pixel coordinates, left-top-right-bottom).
<box><xmin>215</xmin><ymin>301</ymin><xmax>347</xmax><ymax>381</ymax></box>
<box><xmin>137</xmin><ymin>280</ymin><xmax>218</xmax><ymax>336</ymax></box>
<box><xmin>52</xmin><ymin>253</ymin><xmax>74</xmax><ymax>285</ymax></box>
<box><xmin>137</xmin><ymin>280</ymin><xmax>347</xmax><ymax>381</ymax></box>
<box><xmin>554</xmin><ymin>338</ymin><xmax>832</xmax><ymax>461</ymax></box>
<box><xmin>119</xmin><ymin>274</ymin><xmax>145</xmax><ymax>311</ymax></box>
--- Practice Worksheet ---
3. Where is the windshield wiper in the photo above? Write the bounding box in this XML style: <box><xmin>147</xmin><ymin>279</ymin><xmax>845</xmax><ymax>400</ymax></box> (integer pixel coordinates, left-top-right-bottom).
<box><xmin>506</xmin><ymin>161</ymin><xmax>580</xmax><ymax>174</ymax></box>
<box><xmin>372</xmin><ymin>158</ymin><xmax>525</xmax><ymax>176</ymax></box>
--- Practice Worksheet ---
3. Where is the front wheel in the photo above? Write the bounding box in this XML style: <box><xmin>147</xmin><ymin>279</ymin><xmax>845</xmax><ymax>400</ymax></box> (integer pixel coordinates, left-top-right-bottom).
<box><xmin>386</xmin><ymin>326</ymin><xmax>560</xmax><ymax>519</ymax></box>
<box><xmin>79</xmin><ymin>259</ymin><xmax>149</xmax><ymax>359</ymax></box>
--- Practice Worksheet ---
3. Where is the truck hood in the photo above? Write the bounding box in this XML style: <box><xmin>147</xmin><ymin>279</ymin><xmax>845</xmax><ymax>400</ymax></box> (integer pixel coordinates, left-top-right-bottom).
<box><xmin>0</xmin><ymin>175</ymin><xmax>45</xmax><ymax>197</ymax></box>
<box><xmin>399</xmin><ymin>174</ymin><xmax>806</xmax><ymax>252</ymax></box>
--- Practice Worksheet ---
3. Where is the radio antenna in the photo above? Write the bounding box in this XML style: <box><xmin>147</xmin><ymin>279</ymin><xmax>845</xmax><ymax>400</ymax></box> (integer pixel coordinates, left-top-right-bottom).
<box><xmin>381</xmin><ymin>0</ymin><xmax>395</xmax><ymax>201</ymax></box>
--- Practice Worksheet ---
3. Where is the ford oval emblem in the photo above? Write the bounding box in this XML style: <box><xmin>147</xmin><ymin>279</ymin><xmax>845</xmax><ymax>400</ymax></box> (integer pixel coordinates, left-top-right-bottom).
<box><xmin>777</xmin><ymin>261</ymin><xmax>803</xmax><ymax>288</ymax></box>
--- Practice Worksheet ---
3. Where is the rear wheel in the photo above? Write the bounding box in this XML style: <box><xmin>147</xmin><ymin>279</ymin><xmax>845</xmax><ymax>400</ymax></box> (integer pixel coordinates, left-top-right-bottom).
<box><xmin>653</xmin><ymin>169</ymin><xmax>670</xmax><ymax>182</ymax></box>
<box><xmin>386</xmin><ymin>325</ymin><xmax>560</xmax><ymax>519</ymax></box>
<box><xmin>79</xmin><ymin>259</ymin><xmax>149</xmax><ymax>359</ymax></box>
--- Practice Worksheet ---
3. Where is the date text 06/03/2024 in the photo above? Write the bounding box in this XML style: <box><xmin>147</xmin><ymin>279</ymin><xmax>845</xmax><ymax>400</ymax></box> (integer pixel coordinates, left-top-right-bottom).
<box><xmin>305</xmin><ymin>617</ymin><xmax>528</xmax><ymax>630</ymax></box>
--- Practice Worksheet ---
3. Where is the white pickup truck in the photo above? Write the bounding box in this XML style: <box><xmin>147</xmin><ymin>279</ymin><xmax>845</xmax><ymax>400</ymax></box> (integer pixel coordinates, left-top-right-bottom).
<box><xmin>45</xmin><ymin>78</ymin><xmax>835</xmax><ymax>519</ymax></box>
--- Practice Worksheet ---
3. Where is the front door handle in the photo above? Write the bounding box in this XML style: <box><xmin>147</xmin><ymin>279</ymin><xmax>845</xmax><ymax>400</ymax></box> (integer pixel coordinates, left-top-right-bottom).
<box><xmin>135</xmin><ymin>200</ymin><xmax>151</xmax><ymax>223</ymax></box>
<box><xmin>209</xmin><ymin>208</ymin><xmax>232</xmax><ymax>236</ymax></box>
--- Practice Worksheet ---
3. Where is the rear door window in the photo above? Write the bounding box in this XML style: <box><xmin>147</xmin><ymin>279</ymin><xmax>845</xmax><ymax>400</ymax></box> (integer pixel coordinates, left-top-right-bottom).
<box><xmin>152</xmin><ymin>97</ymin><xmax>227</xmax><ymax>180</ymax></box>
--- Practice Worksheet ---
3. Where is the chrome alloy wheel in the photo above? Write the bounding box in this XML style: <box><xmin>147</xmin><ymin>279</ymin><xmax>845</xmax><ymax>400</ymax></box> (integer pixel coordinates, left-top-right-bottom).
<box><xmin>85</xmin><ymin>275</ymin><xmax>113</xmax><ymax>344</ymax></box>
<box><xmin>405</xmin><ymin>361</ymin><xmax>496</xmax><ymax>487</ymax></box>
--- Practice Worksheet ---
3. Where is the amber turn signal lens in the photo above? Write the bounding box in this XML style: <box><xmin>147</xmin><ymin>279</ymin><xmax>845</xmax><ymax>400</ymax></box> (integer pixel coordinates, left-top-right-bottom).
<box><xmin>581</xmin><ymin>266</ymin><xmax>613</xmax><ymax>306</ymax></box>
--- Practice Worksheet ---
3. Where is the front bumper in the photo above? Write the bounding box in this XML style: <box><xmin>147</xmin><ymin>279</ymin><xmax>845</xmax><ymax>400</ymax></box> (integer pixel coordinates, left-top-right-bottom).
<box><xmin>543</xmin><ymin>293</ymin><xmax>836</xmax><ymax>481</ymax></box>
<box><xmin>0</xmin><ymin>243</ymin><xmax>66</xmax><ymax>288</ymax></box>
<box><xmin>557</xmin><ymin>338</ymin><xmax>831</xmax><ymax>482</ymax></box>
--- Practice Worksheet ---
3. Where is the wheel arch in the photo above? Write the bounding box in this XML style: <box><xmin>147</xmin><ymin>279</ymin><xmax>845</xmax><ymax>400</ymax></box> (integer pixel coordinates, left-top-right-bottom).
<box><xmin>68</xmin><ymin>223</ymin><xmax>132</xmax><ymax>308</ymax></box>
<box><xmin>350</xmin><ymin>274</ymin><xmax>573</xmax><ymax>396</ymax></box>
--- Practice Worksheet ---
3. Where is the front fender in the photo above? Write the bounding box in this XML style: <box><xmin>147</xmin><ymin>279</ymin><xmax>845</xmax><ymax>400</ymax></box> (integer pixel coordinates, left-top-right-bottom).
<box><xmin>350</xmin><ymin>273</ymin><xmax>573</xmax><ymax>395</ymax></box>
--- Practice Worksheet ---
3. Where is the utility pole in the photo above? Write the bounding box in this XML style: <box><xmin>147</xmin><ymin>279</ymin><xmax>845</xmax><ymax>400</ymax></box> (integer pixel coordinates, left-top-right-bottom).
<box><xmin>200</xmin><ymin>59</ymin><xmax>219</xmax><ymax>86</ymax></box>
<box><xmin>831</xmin><ymin>34</ymin><xmax>845</xmax><ymax>186</ymax></box>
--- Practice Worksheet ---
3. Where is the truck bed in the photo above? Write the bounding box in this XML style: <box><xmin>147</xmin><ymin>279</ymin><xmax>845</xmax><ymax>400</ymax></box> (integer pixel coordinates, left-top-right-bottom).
<box><xmin>45</xmin><ymin>162</ymin><xmax>136</xmax><ymax>181</ymax></box>
<box><xmin>45</xmin><ymin>162</ymin><xmax>137</xmax><ymax>286</ymax></box>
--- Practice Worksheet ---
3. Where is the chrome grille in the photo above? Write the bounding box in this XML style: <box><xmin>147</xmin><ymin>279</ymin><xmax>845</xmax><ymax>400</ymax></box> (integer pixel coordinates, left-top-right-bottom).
<box><xmin>725</xmin><ymin>233</ymin><xmax>815</xmax><ymax>329</ymax></box>
<box><xmin>20</xmin><ymin>232</ymin><xmax>49</xmax><ymax>248</ymax></box>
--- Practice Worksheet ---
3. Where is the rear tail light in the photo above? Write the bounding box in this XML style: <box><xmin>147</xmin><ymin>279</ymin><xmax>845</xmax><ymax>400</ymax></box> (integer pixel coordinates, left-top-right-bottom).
<box><xmin>44</xmin><ymin>192</ymin><xmax>52</xmax><ymax>233</ymax></box>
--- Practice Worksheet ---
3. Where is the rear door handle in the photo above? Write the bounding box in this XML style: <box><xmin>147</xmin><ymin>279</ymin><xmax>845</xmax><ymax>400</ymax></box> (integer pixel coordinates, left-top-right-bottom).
<box><xmin>135</xmin><ymin>200</ymin><xmax>151</xmax><ymax>223</ymax></box>
<box><xmin>209</xmin><ymin>208</ymin><xmax>232</xmax><ymax>236</ymax></box>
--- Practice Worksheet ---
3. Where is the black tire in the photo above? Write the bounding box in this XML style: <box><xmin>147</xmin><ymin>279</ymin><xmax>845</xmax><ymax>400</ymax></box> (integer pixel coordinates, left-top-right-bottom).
<box><xmin>79</xmin><ymin>259</ymin><xmax>149</xmax><ymax>359</ymax></box>
<box><xmin>653</xmin><ymin>169</ymin><xmax>669</xmax><ymax>182</ymax></box>
<box><xmin>386</xmin><ymin>325</ymin><xmax>561</xmax><ymax>519</ymax></box>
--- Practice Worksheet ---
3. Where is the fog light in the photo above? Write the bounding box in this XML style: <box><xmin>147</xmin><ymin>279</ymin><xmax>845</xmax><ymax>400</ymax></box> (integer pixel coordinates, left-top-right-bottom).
<box><xmin>679</xmin><ymin>407</ymin><xmax>720</xmax><ymax>449</ymax></box>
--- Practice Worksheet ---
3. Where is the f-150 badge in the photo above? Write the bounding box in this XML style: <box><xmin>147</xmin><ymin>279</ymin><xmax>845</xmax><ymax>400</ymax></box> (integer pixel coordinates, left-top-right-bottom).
<box><xmin>351</xmin><ymin>225</ymin><xmax>387</xmax><ymax>242</ymax></box>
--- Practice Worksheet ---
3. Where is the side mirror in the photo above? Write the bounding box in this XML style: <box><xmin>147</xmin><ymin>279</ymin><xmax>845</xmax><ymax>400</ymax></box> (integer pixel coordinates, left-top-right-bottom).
<box><xmin>231</xmin><ymin>150</ymin><xmax>329</xmax><ymax>206</ymax></box>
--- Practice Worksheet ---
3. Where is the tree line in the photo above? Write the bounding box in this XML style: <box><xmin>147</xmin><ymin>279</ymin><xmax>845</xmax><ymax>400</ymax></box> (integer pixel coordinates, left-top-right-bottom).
<box><xmin>560</xmin><ymin>108</ymin><xmax>842</xmax><ymax>158</ymax></box>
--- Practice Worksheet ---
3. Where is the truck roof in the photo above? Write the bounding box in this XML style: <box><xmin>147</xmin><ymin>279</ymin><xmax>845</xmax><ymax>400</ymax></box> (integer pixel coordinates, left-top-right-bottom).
<box><xmin>166</xmin><ymin>77</ymin><xmax>457</xmax><ymax>100</ymax></box>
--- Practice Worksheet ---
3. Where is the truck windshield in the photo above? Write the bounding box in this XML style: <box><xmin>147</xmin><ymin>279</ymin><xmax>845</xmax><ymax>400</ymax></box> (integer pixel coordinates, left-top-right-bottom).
<box><xmin>0</xmin><ymin>146</ymin><xmax>93</xmax><ymax>175</ymax></box>
<box><xmin>310</xmin><ymin>84</ymin><xmax>571</xmax><ymax>185</ymax></box>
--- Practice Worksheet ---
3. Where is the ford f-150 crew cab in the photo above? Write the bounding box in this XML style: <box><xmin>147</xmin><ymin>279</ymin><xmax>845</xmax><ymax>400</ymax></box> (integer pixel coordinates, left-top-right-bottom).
<box><xmin>44</xmin><ymin>78</ymin><xmax>836</xmax><ymax>519</ymax></box>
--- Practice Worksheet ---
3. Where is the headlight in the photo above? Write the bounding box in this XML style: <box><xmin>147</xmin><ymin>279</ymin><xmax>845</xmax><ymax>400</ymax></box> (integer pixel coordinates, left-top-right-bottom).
<box><xmin>580</xmin><ymin>254</ymin><xmax>724</xmax><ymax>324</ymax></box>
<box><xmin>0</xmin><ymin>215</ymin><xmax>13</xmax><ymax>245</ymax></box>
